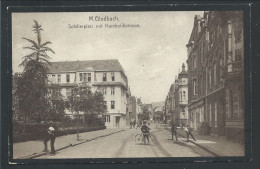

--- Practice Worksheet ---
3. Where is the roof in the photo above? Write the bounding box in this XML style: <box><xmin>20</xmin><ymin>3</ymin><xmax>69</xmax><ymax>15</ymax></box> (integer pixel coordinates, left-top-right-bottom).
<box><xmin>178</xmin><ymin>70</ymin><xmax>188</xmax><ymax>77</ymax></box>
<box><xmin>48</xmin><ymin>59</ymin><xmax>126</xmax><ymax>77</ymax></box>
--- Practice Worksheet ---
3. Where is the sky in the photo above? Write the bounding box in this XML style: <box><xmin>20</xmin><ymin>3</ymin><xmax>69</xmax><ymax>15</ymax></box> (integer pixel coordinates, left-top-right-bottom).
<box><xmin>12</xmin><ymin>11</ymin><xmax>203</xmax><ymax>104</ymax></box>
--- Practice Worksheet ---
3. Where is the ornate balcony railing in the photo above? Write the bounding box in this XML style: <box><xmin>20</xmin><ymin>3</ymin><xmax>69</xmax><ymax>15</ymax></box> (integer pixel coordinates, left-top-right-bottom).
<box><xmin>208</xmin><ymin>80</ymin><xmax>224</xmax><ymax>93</ymax></box>
<box><xmin>224</xmin><ymin>61</ymin><xmax>243</xmax><ymax>74</ymax></box>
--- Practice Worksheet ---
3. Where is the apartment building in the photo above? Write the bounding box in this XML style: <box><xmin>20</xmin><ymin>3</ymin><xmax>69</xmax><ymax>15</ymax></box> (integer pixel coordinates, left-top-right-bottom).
<box><xmin>186</xmin><ymin>11</ymin><xmax>244</xmax><ymax>142</ymax></box>
<box><xmin>47</xmin><ymin>59</ymin><xmax>128</xmax><ymax>128</ymax></box>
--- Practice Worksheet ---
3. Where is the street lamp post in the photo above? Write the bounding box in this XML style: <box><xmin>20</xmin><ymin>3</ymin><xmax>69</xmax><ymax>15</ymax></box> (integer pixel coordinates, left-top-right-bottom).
<box><xmin>169</xmin><ymin>96</ymin><xmax>173</xmax><ymax>141</ymax></box>
<box><xmin>76</xmin><ymin>94</ymin><xmax>80</xmax><ymax>141</ymax></box>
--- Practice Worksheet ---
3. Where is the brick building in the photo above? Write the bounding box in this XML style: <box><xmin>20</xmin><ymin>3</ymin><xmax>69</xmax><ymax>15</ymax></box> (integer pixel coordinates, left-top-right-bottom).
<box><xmin>186</xmin><ymin>11</ymin><xmax>244</xmax><ymax>142</ymax></box>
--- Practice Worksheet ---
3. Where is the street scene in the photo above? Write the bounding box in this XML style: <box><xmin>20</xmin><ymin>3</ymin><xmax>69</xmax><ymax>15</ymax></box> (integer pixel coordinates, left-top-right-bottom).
<box><xmin>11</xmin><ymin>11</ymin><xmax>244</xmax><ymax>160</ymax></box>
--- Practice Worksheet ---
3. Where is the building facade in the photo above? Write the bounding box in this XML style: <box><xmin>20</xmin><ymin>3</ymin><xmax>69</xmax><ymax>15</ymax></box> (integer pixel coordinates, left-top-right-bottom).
<box><xmin>129</xmin><ymin>96</ymin><xmax>137</xmax><ymax>125</ymax></box>
<box><xmin>47</xmin><ymin>59</ymin><xmax>128</xmax><ymax>128</ymax></box>
<box><xmin>186</xmin><ymin>11</ymin><xmax>244</xmax><ymax>142</ymax></box>
<box><xmin>165</xmin><ymin>64</ymin><xmax>189</xmax><ymax>126</ymax></box>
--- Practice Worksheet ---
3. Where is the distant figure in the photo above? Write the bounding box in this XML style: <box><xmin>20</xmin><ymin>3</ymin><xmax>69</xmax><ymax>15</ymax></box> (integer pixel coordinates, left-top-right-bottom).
<box><xmin>184</xmin><ymin>124</ymin><xmax>196</xmax><ymax>142</ymax></box>
<box><xmin>141</xmin><ymin>121</ymin><xmax>151</xmax><ymax>144</ymax></box>
<box><xmin>136</xmin><ymin>121</ymin><xmax>141</xmax><ymax>129</ymax></box>
<box><xmin>43</xmin><ymin>121</ymin><xmax>57</xmax><ymax>155</ymax></box>
<box><xmin>171</xmin><ymin>121</ymin><xmax>178</xmax><ymax>141</ymax></box>
<box><xmin>130</xmin><ymin>121</ymin><xmax>133</xmax><ymax>129</ymax></box>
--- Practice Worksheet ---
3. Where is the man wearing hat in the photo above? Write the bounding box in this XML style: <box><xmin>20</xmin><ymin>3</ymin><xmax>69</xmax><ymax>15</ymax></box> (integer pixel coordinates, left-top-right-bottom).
<box><xmin>43</xmin><ymin>121</ymin><xmax>57</xmax><ymax>155</ymax></box>
<box><xmin>184</xmin><ymin>124</ymin><xmax>196</xmax><ymax>142</ymax></box>
<box><xmin>171</xmin><ymin>121</ymin><xmax>178</xmax><ymax>141</ymax></box>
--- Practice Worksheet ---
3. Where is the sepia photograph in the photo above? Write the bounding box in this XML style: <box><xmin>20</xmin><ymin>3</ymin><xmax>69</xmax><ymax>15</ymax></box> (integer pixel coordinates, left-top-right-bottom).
<box><xmin>11</xmin><ymin>10</ymin><xmax>245</xmax><ymax>160</ymax></box>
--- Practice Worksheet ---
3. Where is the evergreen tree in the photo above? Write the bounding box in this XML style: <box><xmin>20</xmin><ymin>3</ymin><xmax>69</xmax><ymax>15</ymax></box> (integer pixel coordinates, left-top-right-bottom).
<box><xmin>15</xmin><ymin>20</ymin><xmax>55</xmax><ymax>130</ymax></box>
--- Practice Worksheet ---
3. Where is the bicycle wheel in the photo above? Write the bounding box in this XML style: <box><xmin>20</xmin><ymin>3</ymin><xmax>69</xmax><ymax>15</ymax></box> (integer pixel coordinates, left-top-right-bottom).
<box><xmin>135</xmin><ymin>134</ymin><xmax>142</xmax><ymax>145</ymax></box>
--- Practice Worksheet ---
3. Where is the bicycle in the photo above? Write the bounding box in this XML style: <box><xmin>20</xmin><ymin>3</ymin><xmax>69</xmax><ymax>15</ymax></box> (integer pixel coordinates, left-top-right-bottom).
<box><xmin>135</xmin><ymin>132</ymin><xmax>151</xmax><ymax>145</ymax></box>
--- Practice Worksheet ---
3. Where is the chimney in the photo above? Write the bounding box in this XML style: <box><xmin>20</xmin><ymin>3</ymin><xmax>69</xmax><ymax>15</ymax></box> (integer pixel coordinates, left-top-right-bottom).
<box><xmin>182</xmin><ymin>63</ymin><xmax>185</xmax><ymax>72</ymax></box>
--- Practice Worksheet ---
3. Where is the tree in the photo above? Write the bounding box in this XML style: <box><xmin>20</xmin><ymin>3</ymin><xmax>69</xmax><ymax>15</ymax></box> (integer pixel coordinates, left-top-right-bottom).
<box><xmin>66</xmin><ymin>85</ymin><xmax>107</xmax><ymax>119</ymax></box>
<box><xmin>15</xmin><ymin>20</ymin><xmax>55</xmax><ymax>130</ymax></box>
<box><xmin>47</xmin><ymin>84</ymin><xmax>66</xmax><ymax>121</ymax></box>
<box><xmin>20</xmin><ymin>20</ymin><xmax>54</xmax><ymax>67</ymax></box>
<box><xmin>12</xmin><ymin>73</ymin><xmax>21</xmax><ymax>121</ymax></box>
<box><xmin>66</xmin><ymin>85</ymin><xmax>106</xmax><ymax>141</ymax></box>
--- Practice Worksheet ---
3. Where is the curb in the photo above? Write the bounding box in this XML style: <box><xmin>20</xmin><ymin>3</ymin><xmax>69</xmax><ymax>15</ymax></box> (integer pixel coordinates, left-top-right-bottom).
<box><xmin>17</xmin><ymin>129</ymin><xmax>125</xmax><ymax>159</ymax></box>
<box><xmin>164</xmin><ymin>127</ymin><xmax>220</xmax><ymax>157</ymax></box>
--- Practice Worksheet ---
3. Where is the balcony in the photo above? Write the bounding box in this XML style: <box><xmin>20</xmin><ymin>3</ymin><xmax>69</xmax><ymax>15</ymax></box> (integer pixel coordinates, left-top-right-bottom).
<box><xmin>223</xmin><ymin>61</ymin><xmax>243</xmax><ymax>79</ymax></box>
<box><xmin>208</xmin><ymin>81</ymin><xmax>224</xmax><ymax>94</ymax></box>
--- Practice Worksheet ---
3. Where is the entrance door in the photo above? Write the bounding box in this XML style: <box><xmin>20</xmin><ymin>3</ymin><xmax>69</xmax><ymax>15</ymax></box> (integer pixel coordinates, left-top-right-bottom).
<box><xmin>116</xmin><ymin>116</ymin><xmax>120</xmax><ymax>128</ymax></box>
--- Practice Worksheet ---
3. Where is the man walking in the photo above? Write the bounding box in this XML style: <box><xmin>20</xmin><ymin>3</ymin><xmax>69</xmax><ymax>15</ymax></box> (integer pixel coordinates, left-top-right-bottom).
<box><xmin>184</xmin><ymin>124</ymin><xmax>196</xmax><ymax>142</ymax></box>
<box><xmin>171</xmin><ymin>121</ymin><xmax>178</xmax><ymax>141</ymax></box>
<box><xmin>43</xmin><ymin>121</ymin><xmax>57</xmax><ymax>155</ymax></box>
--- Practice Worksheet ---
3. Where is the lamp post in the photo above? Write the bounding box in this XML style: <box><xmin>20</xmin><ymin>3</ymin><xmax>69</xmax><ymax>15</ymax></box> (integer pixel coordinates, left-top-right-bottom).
<box><xmin>76</xmin><ymin>94</ymin><xmax>80</xmax><ymax>141</ymax></box>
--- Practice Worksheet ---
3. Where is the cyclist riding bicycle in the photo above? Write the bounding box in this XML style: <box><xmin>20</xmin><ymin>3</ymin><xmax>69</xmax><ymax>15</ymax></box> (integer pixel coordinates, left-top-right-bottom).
<box><xmin>141</xmin><ymin>121</ymin><xmax>150</xmax><ymax>144</ymax></box>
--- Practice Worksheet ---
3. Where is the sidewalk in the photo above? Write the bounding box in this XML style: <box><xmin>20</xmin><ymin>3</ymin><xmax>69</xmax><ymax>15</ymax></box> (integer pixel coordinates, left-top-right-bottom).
<box><xmin>168</xmin><ymin>127</ymin><xmax>244</xmax><ymax>156</ymax></box>
<box><xmin>13</xmin><ymin>128</ymin><xmax>125</xmax><ymax>159</ymax></box>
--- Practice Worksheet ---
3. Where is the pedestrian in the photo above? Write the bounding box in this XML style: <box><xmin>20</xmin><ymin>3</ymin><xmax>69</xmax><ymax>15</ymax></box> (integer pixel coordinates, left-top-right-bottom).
<box><xmin>43</xmin><ymin>121</ymin><xmax>57</xmax><ymax>155</ymax></box>
<box><xmin>130</xmin><ymin>121</ymin><xmax>132</xmax><ymax>129</ymax></box>
<box><xmin>171</xmin><ymin>121</ymin><xmax>178</xmax><ymax>141</ymax></box>
<box><xmin>136</xmin><ymin>120</ymin><xmax>141</xmax><ymax>129</ymax></box>
<box><xmin>184</xmin><ymin>124</ymin><xmax>196</xmax><ymax>142</ymax></box>
<box><xmin>141</xmin><ymin>121</ymin><xmax>151</xmax><ymax>145</ymax></box>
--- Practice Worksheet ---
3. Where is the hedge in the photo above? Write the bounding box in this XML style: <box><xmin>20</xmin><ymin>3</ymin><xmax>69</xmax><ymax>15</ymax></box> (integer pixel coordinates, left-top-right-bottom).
<box><xmin>13</xmin><ymin>122</ymin><xmax>106</xmax><ymax>143</ymax></box>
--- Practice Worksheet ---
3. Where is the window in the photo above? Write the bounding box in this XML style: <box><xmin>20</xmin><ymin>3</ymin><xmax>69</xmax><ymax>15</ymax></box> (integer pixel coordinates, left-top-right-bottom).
<box><xmin>83</xmin><ymin>73</ymin><xmax>87</xmax><ymax>81</ymax></box>
<box><xmin>103</xmin><ymin>73</ymin><xmax>107</xmax><ymax>82</ymax></box>
<box><xmin>193</xmin><ymin>57</ymin><xmax>197</xmax><ymax>69</ymax></box>
<box><xmin>87</xmin><ymin>73</ymin><xmax>91</xmax><ymax>82</ymax></box>
<box><xmin>183</xmin><ymin>91</ymin><xmax>186</xmax><ymax>101</ymax></box>
<box><xmin>58</xmin><ymin>75</ymin><xmax>61</xmax><ymax>83</ymax></box>
<box><xmin>66</xmin><ymin>88</ymin><xmax>71</xmax><ymax>97</ymax></box>
<box><xmin>105</xmin><ymin>115</ymin><xmax>110</xmax><ymax>122</ymax></box>
<box><xmin>52</xmin><ymin>75</ymin><xmax>56</xmax><ymax>82</ymax></box>
<box><xmin>193</xmin><ymin>79</ymin><xmax>197</xmax><ymax>95</ymax></box>
<box><xmin>214</xmin><ymin>63</ymin><xmax>217</xmax><ymax>84</ymax></box>
<box><xmin>79</xmin><ymin>73</ymin><xmax>83</xmax><ymax>81</ymax></box>
<box><xmin>104</xmin><ymin>101</ymin><xmax>107</xmax><ymax>108</ymax></box>
<box><xmin>179</xmin><ymin>91</ymin><xmax>182</xmax><ymax>101</ymax></box>
<box><xmin>111</xmin><ymin>101</ymin><xmax>115</xmax><ymax>109</ymax></box>
<box><xmin>101</xmin><ymin>87</ymin><xmax>107</xmax><ymax>95</ymax></box>
<box><xmin>208</xmin><ymin>68</ymin><xmax>211</xmax><ymax>87</ymax></box>
<box><xmin>66</xmin><ymin>74</ymin><xmax>70</xmax><ymax>83</ymax></box>
<box><xmin>111</xmin><ymin>87</ymin><xmax>115</xmax><ymax>95</ymax></box>
<box><xmin>111</xmin><ymin>73</ymin><xmax>115</xmax><ymax>81</ymax></box>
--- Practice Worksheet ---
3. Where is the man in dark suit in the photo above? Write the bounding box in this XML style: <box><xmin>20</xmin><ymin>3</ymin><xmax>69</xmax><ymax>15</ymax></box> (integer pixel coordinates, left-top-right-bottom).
<box><xmin>43</xmin><ymin>121</ymin><xmax>57</xmax><ymax>155</ymax></box>
<box><xmin>171</xmin><ymin>121</ymin><xmax>178</xmax><ymax>141</ymax></box>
